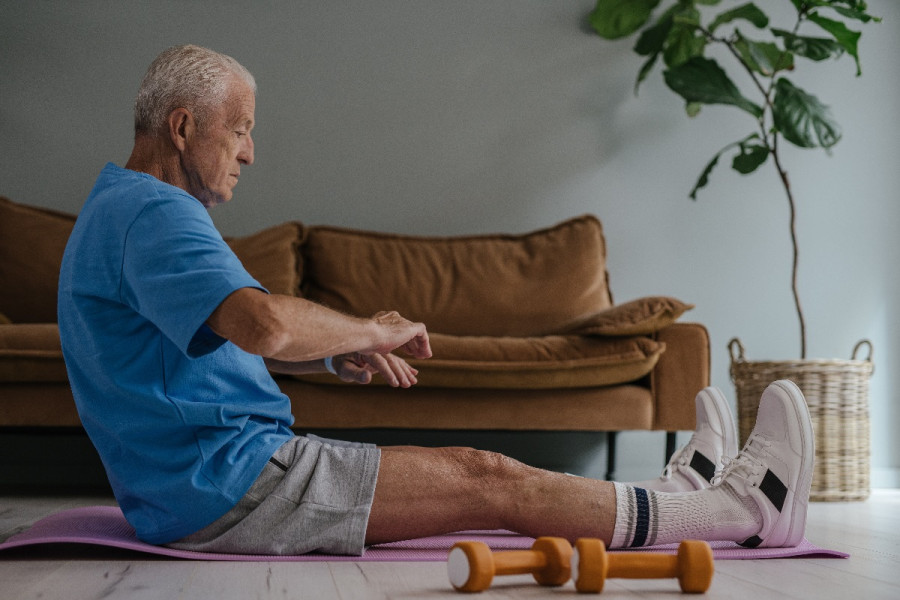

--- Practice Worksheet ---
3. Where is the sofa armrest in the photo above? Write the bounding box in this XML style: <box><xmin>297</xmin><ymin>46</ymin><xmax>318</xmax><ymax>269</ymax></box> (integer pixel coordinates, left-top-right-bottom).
<box><xmin>650</xmin><ymin>322</ymin><xmax>710</xmax><ymax>431</ymax></box>
<box><xmin>0</xmin><ymin>323</ymin><xmax>68</xmax><ymax>383</ymax></box>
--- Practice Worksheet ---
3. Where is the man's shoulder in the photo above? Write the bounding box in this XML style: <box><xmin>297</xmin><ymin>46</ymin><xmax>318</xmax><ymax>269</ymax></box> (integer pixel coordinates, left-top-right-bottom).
<box><xmin>85</xmin><ymin>163</ymin><xmax>207</xmax><ymax>228</ymax></box>
<box><xmin>94</xmin><ymin>163</ymin><xmax>196</xmax><ymax>207</ymax></box>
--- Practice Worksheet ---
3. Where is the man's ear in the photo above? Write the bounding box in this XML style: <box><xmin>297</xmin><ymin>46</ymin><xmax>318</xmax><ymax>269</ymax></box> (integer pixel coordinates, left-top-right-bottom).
<box><xmin>167</xmin><ymin>108</ymin><xmax>194</xmax><ymax>152</ymax></box>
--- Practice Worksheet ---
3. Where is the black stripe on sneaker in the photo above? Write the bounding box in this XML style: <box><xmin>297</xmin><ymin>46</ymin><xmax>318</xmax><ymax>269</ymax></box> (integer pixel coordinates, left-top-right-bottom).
<box><xmin>759</xmin><ymin>469</ymin><xmax>788</xmax><ymax>512</ymax></box>
<box><xmin>689</xmin><ymin>451</ymin><xmax>718</xmax><ymax>483</ymax></box>
<box><xmin>740</xmin><ymin>535</ymin><xmax>763</xmax><ymax>548</ymax></box>
<box><xmin>631</xmin><ymin>487</ymin><xmax>650</xmax><ymax>547</ymax></box>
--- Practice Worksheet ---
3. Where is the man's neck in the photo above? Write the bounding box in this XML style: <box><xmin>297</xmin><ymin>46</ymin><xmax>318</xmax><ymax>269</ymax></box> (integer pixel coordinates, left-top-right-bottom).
<box><xmin>125</xmin><ymin>135</ymin><xmax>184</xmax><ymax>190</ymax></box>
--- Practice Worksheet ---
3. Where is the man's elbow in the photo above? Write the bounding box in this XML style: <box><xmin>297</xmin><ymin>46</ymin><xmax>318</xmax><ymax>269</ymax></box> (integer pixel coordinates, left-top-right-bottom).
<box><xmin>233</xmin><ymin>322</ymin><xmax>290</xmax><ymax>358</ymax></box>
<box><xmin>208</xmin><ymin>289</ymin><xmax>290</xmax><ymax>358</ymax></box>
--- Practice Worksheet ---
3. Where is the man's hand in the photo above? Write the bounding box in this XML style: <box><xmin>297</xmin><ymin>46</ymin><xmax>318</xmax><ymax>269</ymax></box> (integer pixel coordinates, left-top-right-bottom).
<box><xmin>334</xmin><ymin>352</ymin><xmax>420</xmax><ymax>388</ymax></box>
<box><xmin>370</xmin><ymin>311</ymin><xmax>432</xmax><ymax>360</ymax></box>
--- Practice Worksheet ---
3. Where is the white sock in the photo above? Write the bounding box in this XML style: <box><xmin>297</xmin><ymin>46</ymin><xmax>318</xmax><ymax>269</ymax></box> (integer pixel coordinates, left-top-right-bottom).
<box><xmin>626</xmin><ymin>473</ymin><xmax>695</xmax><ymax>493</ymax></box>
<box><xmin>611</xmin><ymin>482</ymin><xmax>762</xmax><ymax>548</ymax></box>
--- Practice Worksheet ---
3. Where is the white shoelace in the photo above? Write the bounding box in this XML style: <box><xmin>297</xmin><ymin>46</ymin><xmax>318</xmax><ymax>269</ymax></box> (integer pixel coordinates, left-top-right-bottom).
<box><xmin>711</xmin><ymin>434</ymin><xmax>772</xmax><ymax>487</ymax></box>
<box><xmin>661</xmin><ymin>442</ymin><xmax>693</xmax><ymax>478</ymax></box>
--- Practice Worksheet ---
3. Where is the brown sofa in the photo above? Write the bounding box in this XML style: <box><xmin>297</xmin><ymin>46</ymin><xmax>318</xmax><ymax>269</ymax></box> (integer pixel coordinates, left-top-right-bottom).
<box><xmin>0</xmin><ymin>196</ymin><xmax>710</xmax><ymax>478</ymax></box>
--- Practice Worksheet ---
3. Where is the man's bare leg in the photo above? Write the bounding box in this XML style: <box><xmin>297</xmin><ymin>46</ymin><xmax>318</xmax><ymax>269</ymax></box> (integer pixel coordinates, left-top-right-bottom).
<box><xmin>365</xmin><ymin>446</ymin><xmax>616</xmax><ymax>546</ymax></box>
<box><xmin>366</xmin><ymin>381</ymin><xmax>815</xmax><ymax>551</ymax></box>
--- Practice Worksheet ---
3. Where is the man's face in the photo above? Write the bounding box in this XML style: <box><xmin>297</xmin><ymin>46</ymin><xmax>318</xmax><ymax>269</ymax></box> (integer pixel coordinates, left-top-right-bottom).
<box><xmin>182</xmin><ymin>78</ymin><xmax>256</xmax><ymax>208</ymax></box>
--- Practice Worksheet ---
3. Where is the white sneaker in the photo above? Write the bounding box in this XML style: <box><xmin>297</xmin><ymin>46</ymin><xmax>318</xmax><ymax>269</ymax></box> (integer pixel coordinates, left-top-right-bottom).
<box><xmin>632</xmin><ymin>387</ymin><xmax>738</xmax><ymax>492</ymax></box>
<box><xmin>713</xmin><ymin>380</ymin><xmax>814</xmax><ymax>548</ymax></box>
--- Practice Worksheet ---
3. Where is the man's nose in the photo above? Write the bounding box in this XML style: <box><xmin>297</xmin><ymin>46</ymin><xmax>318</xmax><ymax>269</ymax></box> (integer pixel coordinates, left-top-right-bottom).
<box><xmin>239</xmin><ymin>135</ymin><xmax>254</xmax><ymax>166</ymax></box>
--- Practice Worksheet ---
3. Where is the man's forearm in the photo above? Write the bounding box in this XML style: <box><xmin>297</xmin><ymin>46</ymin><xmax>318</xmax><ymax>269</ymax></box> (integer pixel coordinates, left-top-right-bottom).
<box><xmin>263</xmin><ymin>356</ymin><xmax>328</xmax><ymax>375</ymax></box>
<box><xmin>207</xmin><ymin>287</ymin><xmax>429</xmax><ymax>363</ymax></box>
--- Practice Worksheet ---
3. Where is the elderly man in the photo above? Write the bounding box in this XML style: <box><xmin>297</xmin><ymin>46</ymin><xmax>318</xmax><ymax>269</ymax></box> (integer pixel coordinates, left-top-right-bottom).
<box><xmin>58</xmin><ymin>45</ymin><xmax>814</xmax><ymax>556</ymax></box>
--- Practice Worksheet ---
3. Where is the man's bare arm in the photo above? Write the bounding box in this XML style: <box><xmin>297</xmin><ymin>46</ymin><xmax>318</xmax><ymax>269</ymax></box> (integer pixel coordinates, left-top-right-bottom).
<box><xmin>206</xmin><ymin>287</ymin><xmax>431</xmax><ymax>365</ymax></box>
<box><xmin>263</xmin><ymin>352</ymin><xmax>420</xmax><ymax>388</ymax></box>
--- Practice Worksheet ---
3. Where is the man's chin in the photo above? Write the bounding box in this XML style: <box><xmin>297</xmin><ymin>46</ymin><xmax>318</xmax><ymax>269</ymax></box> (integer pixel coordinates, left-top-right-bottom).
<box><xmin>197</xmin><ymin>191</ymin><xmax>232</xmax><ymax>208</ymax></box>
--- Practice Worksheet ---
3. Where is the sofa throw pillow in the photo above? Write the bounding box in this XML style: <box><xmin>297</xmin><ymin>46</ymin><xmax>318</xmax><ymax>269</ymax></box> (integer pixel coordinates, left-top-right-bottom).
<box><xmin>302</xmin><ymin>215</ymin><xmax>612</xmax><ymax>337</ymax></box>
<box><xmin>559</xmin><ymin>296</ymin><xmax>693</xmax><ymax>336</ymax></box>
<box><xmin>225</xmin><ymin>222</ymin><xmax>305</xmax><ymax>297</ymax></box>
<box><xmin>0</xmin><ymin>197</ymin><xmax>76</xmax><ymax>323</ymax></box>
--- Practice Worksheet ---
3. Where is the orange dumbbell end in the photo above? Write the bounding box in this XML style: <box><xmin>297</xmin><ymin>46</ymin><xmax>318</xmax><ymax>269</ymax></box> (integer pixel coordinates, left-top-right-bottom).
<box><xmin>676</xmin><ymin>540</ymin><xmax>715</xmax><ymax>593</ymax></box>
<box><xmin>573</xmin><ymin>539</ymin><xmax>713</xmax><ymax>594</ymax></box>
<box><xmin>448</xmin><ymin>537</ymin><xmax>573</xmax><ymax>593</ymax></box>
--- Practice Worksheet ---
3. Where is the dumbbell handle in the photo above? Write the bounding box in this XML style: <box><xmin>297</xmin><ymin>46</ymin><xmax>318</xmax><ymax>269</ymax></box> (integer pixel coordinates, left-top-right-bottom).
<box><xmin>607</xmin><ymin>552</ymin><xmax>680</xmax><ymax>579</ymax></box>
<box><xmin>491</xmin><ymin>550</ymin><xmax>551</xmax><ymax>576</ymax></box>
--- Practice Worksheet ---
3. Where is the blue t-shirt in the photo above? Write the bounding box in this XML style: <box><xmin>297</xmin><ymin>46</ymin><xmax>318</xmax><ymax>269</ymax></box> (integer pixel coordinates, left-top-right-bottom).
<box><xmin>58</xmin><ymin>163</ymin><xmax>295</xmax><ymax>544</ymax></box>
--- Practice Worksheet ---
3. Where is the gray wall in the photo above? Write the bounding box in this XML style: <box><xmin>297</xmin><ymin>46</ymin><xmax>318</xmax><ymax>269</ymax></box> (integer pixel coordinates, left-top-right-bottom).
<box><xmin>2</xmin><ymin>1</ymin><xmax>898</xmax><ymax>484</ymax></box>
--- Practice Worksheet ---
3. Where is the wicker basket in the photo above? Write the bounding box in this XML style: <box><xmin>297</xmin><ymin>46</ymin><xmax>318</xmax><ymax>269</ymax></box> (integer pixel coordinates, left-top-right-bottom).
<box><xmin>729</xmin><ymin>338</ymin><xmax>874</xmax><ymax>502</ymax></box>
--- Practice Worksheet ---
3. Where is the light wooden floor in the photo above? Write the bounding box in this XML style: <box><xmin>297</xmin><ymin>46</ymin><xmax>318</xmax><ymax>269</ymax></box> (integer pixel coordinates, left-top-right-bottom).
<box><xmin>2</xmin><ymin>490</ymin><xmax>899</xmax><ymax>599</ymax></box>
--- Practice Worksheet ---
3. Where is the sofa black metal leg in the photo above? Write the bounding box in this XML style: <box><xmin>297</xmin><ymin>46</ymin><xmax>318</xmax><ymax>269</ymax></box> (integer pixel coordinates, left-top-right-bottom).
<box><xmin>665</xmin><ymin>431</ymin><xmax>677</xmax><ymax>464</ymax></box>
<box><xmin>606</xmin><ymin>431</ymin><xmax>618</xmax><ymax>481</ymax></box>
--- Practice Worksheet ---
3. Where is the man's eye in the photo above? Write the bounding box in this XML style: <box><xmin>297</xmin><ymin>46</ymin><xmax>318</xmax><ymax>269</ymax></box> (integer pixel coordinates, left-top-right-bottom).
<box><xmin>235</xmin><ymin>131</ymin><xmax>246</xmax><ymax>137</ymax></box>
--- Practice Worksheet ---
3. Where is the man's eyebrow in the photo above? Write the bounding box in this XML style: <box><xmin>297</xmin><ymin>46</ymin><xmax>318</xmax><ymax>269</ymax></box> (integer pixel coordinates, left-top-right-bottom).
<box><xmin>231</xmin><ymin>117</ymin><xmax>254</xmax><ymax>130</ymax></box>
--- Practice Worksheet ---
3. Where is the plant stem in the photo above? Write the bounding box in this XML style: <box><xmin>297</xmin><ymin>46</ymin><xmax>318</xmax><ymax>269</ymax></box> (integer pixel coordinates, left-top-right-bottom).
<box><xmin>705</xmin><ymin>14</ymin><xmax>809</xmax><ymax>358</ymax></box>
<box><xmin>771</xmin><ymin>134</ymin><xmax>807</xmax><ymax>359</ymax></box>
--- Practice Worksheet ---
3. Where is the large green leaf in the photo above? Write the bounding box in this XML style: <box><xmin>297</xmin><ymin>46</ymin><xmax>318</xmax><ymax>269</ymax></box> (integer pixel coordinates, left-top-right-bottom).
<box><xmin>632</xmin><ymin>7</ymin><xmax>680</xmax><ymax>93</ymax></box>
<box><xmin>590</xmin><ymin>0</ymin><xmax>661</xmax><ymax>40</ymax></box>
<box><xmin>795</xmin><ymin>0</ymin><xmax>881</xmax><ymax>24</ymax></box>
<box><xmin>663</xmin><ymin>19</ymin><xmax>707</xmax><ymax>68</ymax></box>
<box><xmin>689</xmin><ymin>152</ymin><xmax>721</xmax><ymax>200</ymax></box>
<box><xmin>689</xmin><ymin>133</ymin><xmax>761</xmax><ymax>199</ymax></box>
<box><xmin>635</xmin><ymin>53</ymin><xmax>660</xmax><ymax>95</ymax></box>
<box><xmin>663</xmin><ymin>57</ymin><xmax>763</xmax><ymax>118</ymax></box>
<box><xmin>830</xmin><ymin>5</ymin><xmax>881</xmax><ymax>24</ymax></box>
<box><xmin>634</xmin><ymin>13</ymin><xmax>674</xmax><ymax>56</ymax></box>
<box><xmin>732</xmin><ymin>141</ymin><xmax>769</xmax><ymax>174</ymax></box>
<box><xmin>772</xmin><ymin>29</ymin><xmax>844</xmax><ymax>62</ymax></box>
<box><xmin>807</xmin><ymin>13</ymin><xmax>862</xmax><ymax>74</ymax></box>
<box><xmin>773</xmin><ymin>78</ymin><xmax>841</xmax><ymax>148</ymax></box>
<box><xmin>735</xmin><ymin>33</ymin><xmax>793</xmax><ymax>75</ymax></box>
<box><xmin>708</xmin><ymin>3</ymin><xmax>769</xmax><ymax>33</ymax></box>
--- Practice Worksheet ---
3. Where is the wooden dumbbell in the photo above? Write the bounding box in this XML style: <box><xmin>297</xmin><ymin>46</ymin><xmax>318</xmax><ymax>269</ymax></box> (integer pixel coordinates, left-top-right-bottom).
<box><xmin>447</xmin><ymin>537</ymin><xmax>572</xmax><ymax>593</ymax></box>
<box><xmin>572</xmin><ymin>539</ymin><xmax>714</xmax><ymax>594</ymax></box>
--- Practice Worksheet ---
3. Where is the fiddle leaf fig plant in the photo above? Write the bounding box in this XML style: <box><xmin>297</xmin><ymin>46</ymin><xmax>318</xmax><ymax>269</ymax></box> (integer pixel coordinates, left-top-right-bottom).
<box><xmin>589</xmin><ymin>0</ymin><xmax>880</xmax><ymax>358</ymax></box>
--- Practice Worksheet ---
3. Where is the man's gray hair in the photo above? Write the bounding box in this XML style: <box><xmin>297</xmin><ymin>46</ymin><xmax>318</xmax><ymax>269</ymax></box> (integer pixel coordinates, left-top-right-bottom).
<box><xmin>133</xmin><ymin>44</ymin><xmax>256</xmax><ymax>135</ymax></box>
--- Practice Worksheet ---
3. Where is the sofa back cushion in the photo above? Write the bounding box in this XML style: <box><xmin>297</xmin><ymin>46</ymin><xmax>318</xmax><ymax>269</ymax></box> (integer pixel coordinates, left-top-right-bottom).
<box><xmin>225</xmin><ymin>222</ymin><xmax>306</xmax><ymax>297</ymax></box>
<box><xmin>0</xmin><ymin>197</ymin><xmax>76</xmax><ymax>323</ymax></box>
<box><xmin>1</xmin><ymin>196</ymin><xmax>307</xmax><ymax>323</ymax></box>
<box><xmin>302</xmin><ymin>215</ymin><xmax>612</xmax><ymax>337</ymax></box>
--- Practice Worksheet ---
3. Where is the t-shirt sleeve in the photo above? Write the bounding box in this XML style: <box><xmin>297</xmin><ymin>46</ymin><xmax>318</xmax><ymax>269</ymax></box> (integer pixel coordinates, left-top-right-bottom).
<box><xmin>120</xmin><ymin>195</ymin><xmax>264</xmax><ymax>358</ymax></box>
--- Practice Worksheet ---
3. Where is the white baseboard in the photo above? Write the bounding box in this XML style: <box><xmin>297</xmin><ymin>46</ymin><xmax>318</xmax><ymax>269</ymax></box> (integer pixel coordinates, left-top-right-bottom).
<box><xmin>871</xmin><ymin>467</ymin><xmax>900</xmax><ymax>489</ymax></box>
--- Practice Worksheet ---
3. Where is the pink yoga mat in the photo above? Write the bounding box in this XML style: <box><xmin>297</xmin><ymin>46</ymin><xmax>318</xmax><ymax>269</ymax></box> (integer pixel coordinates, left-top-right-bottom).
<box><xmin>0</xmin><ymin>506</ymin><xmax>848</xmax><ymax>562</ymax></box>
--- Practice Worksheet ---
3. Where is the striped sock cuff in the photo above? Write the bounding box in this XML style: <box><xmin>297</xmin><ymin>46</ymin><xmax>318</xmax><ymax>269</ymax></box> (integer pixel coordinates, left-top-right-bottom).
<box><xmin>611</xmin><ymin>482</ymin><xmax>659</xmax><ymax>548</ymax></box>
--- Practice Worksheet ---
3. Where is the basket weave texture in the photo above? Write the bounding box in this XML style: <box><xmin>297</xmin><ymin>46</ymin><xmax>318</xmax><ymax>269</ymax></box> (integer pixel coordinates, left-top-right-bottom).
<box><xmin>729</xmin><ymin>339</ymin><xmax>874</xmax><ymax>502</ymax></box>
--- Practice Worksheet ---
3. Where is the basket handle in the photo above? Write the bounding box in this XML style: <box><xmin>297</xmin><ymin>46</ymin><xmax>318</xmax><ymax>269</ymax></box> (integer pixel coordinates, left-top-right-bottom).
<box><xmin>851</xmin><ymin>339</ymin><xmax>873</xmax><ymax>362</ymax></box>
<box><xmin>728</xmin><ymin>338</ymin><xmax>746</xmax><ymax>364</ymax></box>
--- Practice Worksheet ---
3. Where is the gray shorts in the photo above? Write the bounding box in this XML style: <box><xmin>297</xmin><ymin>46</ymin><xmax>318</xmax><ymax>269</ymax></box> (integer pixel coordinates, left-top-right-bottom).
<box><xmin>165</xmin><ymin>434</ymin><xmax>381</xmax><ymax>556</ymax></box>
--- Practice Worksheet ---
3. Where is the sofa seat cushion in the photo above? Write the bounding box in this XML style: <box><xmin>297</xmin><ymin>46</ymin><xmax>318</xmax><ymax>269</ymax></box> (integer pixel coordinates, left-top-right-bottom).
<box><xmin>301</xmin><ymin>215</ymin><xmax>612</xmax><ymax>337</ymax></box>
<box><xmin>293</xmin><ymin>332</ymin><xmax>665</xmax><ymax>390</ymax></box>
<box><xmin>0</xmin><ymin>324</ymin><xmax>68</xmax><ymax>383</ymax></box>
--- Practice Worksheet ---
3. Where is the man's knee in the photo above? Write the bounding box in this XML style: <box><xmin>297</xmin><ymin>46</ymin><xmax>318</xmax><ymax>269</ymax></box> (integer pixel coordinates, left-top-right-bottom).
<box><xmin>438</xmin><ymin>446</ymin><xmax>525</xmax><ymax>482</ymax></box>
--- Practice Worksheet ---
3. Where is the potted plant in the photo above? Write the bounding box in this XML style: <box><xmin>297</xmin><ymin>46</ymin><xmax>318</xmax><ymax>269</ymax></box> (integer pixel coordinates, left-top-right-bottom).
<box><xmin>588</xmin><ymin>0</ymin><xmax>879</xmax><ymax>500</ymax></box>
